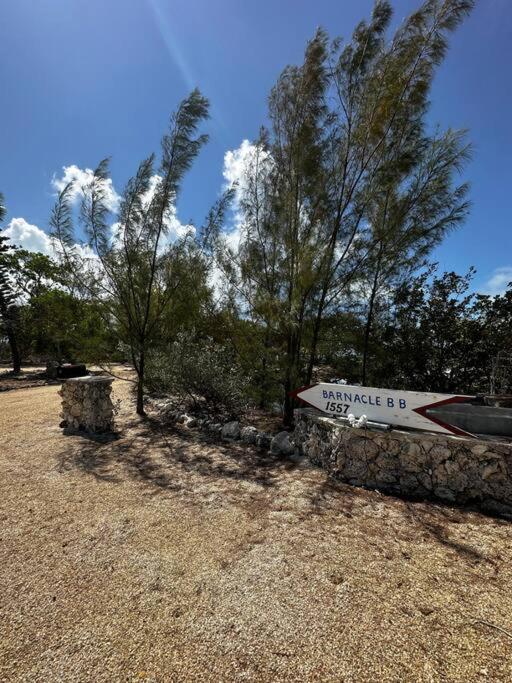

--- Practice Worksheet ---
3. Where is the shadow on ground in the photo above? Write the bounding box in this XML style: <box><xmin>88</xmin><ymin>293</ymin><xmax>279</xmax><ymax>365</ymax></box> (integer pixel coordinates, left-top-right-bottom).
<box><xmin>57</xmin><ymin>414</ymin><xmax>300</xmax><ymax>492</ymax></box>
<box><xmin>56</xmin><ymin>412</ymin><xmax>509</xmax><ymax>570</ymax></box>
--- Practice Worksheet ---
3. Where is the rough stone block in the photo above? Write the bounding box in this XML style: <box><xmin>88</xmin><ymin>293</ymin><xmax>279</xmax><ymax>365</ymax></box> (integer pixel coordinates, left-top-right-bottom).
<box><xmin>60</xmin><ymin>376</ymin><xmax>114</xmax><ymax>434</ymax></box>
<box><xmin>293</xmin><ymin>408</ymin><xmax>512</xmax><ymax>516</ymax></box>
<box><xmin>221</xmin><ymin>421</ymin><xmax>240</xmax><ymax>441</ymax></box>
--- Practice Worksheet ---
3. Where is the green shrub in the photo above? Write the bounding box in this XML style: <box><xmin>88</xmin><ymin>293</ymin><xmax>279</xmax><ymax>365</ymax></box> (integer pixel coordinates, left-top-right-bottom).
<box><xmin>146</xmin><ymin>333</ymin><xmax>250</xmax><ymax>418</ymax></box>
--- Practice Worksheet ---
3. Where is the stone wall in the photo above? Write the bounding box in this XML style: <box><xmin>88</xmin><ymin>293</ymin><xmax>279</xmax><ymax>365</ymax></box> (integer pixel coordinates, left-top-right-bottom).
<box><xmin>293</xmin><ymin>408</ymin><xmax>512</xmax><ymax>516</ymax></box>
<box><xmin>60</xmin><ymin>376</ymin><xmax>114</xmax><ymax>433</ymax></box>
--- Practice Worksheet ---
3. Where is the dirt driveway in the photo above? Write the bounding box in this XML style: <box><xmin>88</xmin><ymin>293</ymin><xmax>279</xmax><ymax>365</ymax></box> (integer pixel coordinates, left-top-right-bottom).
<box><xmin>1</xmin><ymin>381</ymin><xmax>511</xmax><ymax>682</ymax></box>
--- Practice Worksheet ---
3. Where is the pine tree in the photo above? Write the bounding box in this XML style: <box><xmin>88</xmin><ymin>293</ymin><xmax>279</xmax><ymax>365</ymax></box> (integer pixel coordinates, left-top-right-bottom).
<box><xmin>0</xmin><ymin>193</ymin><xmax>22</xmax><ymax>372</ymax></box>
<box><xmin>215</xmin><ymin>0</ymin><xmax>474</xmax><ymax>424</ymax></box>
<box><xmin>360</xmin><ymin>127</ymin><xmax>471</xmax><ymax>384</ymax></box>
<box><xmin>305</xmin><ymin>0</ymin><xmax>474</xmax><ymax>395</ymax></box>
<box><xmin>50</xmin><ymin>90</ymin><xmax>211</xmax><ymax>414</ymax></box>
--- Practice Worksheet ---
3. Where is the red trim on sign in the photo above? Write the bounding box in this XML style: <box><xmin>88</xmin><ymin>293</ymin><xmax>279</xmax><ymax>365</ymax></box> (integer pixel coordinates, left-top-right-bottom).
<box><xmin>289</xmin><ymin>384</ymin><xmax>320</xmax><ymax>411</ymax></box>
<box><xmin>288</xmin><ymin>384</ymin><xmax>315</xmax><ymax>400</ymax></box>
<box><xmin>413</xmin><ymin>395</ymin><xmax>475</xmax><ymax>438</ymax></box>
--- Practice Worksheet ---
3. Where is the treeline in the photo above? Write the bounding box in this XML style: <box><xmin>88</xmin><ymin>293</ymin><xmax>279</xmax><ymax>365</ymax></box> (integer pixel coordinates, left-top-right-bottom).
<box><xmin>1</xmin><ymin>236</ymin><xmax>510</xmax><ymax>405</ymax></box>
<box><xmin>317</xmin><ymin>268</ymin><xmax>512</xmax><ymax>395</ymax></box>
<box><xmin>3</xmin><ymin>0</ymin><xmax>509</xmax><ymax>422</ymax></box>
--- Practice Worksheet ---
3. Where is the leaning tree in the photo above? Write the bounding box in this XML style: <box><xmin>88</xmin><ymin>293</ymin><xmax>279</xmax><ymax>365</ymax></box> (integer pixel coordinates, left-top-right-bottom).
<box><xmin>213</xmin><ymin>0</ymin><xmax>474</xmax><ymax>424</ymax></box>
<box><xmin>0</xmin><ymin>193</ymin><xmax>22</xmax><ymax>373</ymax></box>
<box><xmin>50</xmin><ymin>89</ymin><xmax>211</xmax><ymax>414</ymax></box>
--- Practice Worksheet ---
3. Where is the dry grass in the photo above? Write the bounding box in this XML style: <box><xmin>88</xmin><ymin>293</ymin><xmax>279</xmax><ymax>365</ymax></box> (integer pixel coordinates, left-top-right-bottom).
<box><xmin>0</xmin><ymin>365</ymin><xmax>59</xmax><ymax>392</ymax></box>
<box><xmin>1</xmin><ymin>379</ymin><xmax>512</xmax><ymax>682</ymax></box>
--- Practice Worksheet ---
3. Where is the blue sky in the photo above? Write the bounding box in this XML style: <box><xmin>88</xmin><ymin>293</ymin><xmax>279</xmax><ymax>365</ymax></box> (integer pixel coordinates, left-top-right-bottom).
<box><xmin>0</xmin><ymin>0</ymin><xmax>510</xmax><ymax>293</ymax></box>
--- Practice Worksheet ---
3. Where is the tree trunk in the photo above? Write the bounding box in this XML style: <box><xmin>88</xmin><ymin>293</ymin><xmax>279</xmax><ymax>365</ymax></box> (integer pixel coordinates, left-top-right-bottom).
<box><xmin>361</xmin><ymin>246</ymin><xmax>383</xmax><ymax>386</ymax></box>
<box><xmin>6</xmin><ymin>324</ymin><xmax>21</xmax><ymax>374</ymax></box>
<box><xmin>306</xmin><ymin>307</ymin><xmax>322</xmax><ymax>385</ymax></box>
<box><xmin>282</xmin><ymin>377</ymin><xmax>295</xmax><ymax>426</ymax></box>
<box><xmin>258</xmin><ymin>325</ymin><xmax>271</xmax><ymax>409</ymax></box>
<box><xmin>361</xmin><ymin>298</ymin><xmax>375</xmax><ymax>387</ymax></box>
<box><xmin>0</xmin><ymin>300</ymin><xmax>21</xmax><ymax>373</ymax></box>
<box><xmin>283</xmin><ymin>330</ymin><xmax>299</xmax><ymax>426</ymax></box>
<box><xmin>136</xmin><ymin>350</ymin><xmax>145</xmax><ymax>415</ymax></box>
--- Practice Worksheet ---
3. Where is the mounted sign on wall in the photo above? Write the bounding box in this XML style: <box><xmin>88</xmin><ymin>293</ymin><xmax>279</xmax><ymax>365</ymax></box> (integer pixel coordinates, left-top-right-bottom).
<box><xmin>291</xmin><ymin>383</ymin><xmax>476</xmax><ymax>437</ymax></box>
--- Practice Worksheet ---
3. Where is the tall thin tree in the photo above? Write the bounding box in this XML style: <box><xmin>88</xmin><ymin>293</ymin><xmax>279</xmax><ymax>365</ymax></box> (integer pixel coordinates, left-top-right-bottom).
<box><xmin>0</xmin><ymin>194</ymin><xmax>22</xmax><ymax>373</ymax></box>
<box><xmin>214</xmin><ymin>0</ymin><xmax>474</xmax><ymax>424</ymax></box>
<box><xmin>51</xmin><ymin>89</ymin><xmax>210</xmax><ymax>414</ymax></box>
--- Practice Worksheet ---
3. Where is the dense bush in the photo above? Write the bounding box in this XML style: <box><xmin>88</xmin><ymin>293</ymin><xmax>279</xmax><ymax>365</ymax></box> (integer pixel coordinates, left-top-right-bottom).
<box><xmin>145</xmin><ymin>333</ymin><xmax>250</xmax><ymax>418</ymax></box>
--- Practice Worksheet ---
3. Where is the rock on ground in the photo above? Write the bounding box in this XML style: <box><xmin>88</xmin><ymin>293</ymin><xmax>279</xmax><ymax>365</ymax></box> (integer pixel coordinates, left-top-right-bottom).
<box><xmin>270</xmin><ymin>430</ymin><xmax>295</xmax><ymax>455</ymax></box>
<box><xmin>221</xmin><ymin>420</ymin><xmax>240</xmax><ymax>441</ymax></box>
<box><xmin>241</xmin><ymin>425</ymin><xmax>258</xmax><ymax>444</ymax></box>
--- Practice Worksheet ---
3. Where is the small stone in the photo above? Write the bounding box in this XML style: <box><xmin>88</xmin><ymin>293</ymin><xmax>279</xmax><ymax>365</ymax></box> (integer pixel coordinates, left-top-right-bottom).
<box><xmin>241</xmin><ymin>426</ymin><xmax>258</xmax><ymax>444</ymax></box>
<box><xmin>481</xmin><ymin>461</ymin><xmax>501</xmax><ymax>481</ymax></box>
<box><xmin>399</xmin><ymin>473</ymin><xmax>419</xmax><ymax>491</ymax></box>
<box><xmin>375</xmin><ymin>470</ymin><xmax>398</xmax><ymax>485</ymax></box>
<box><xmin>270</xmin><ymin>402</ymin><xmax>283</xmax><ymax>416</ymax></box>
<box><xmin>70</xmin><ymin>404</ymin><xmax>81</xmax><ymax>418</ymax></box>
<box><xmin>433</xmin><ymin>486</ymin><xmax>456</xmax><ymax>502</ymax></box>
<box><xmin>289</xmin><ymin>449</ymin><xmax>306</xmax><ymax>464</ymax></box>
<box><xmin>221</xmin><ymin>421</ymin><xmax>240</xmax><ymax>441</ymax></box>
<box><xmin>270</xmin><ymin>431</ymin><xmax>295</xmax><ymax>456</ymax></box>
<box><xmin>352</xmin><ymin>438</ymin><xmax>379</xmax><ymax>460</ymax></box>
<box><xmin>429</xmin><ymin>445</ymin><xmax>451</xmax><ymax>464</ymax></box>
<box><xmin>256</xmin><ymin>432</ymin><xmax>272</xmax><ymax>449</ymax></box>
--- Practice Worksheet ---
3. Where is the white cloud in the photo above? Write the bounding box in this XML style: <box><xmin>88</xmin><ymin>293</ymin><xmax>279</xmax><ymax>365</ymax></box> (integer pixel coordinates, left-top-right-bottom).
<box><xmin>110</xmin><ymin>174</ymin><xmax>195</xmax><ymax>254</ymax></box>
<box><xmin>51</xmin><ymin>164</ymin><xmax>120</xmax><ymax>213</ymax></box>
<box><xmin>51</xmin><ymin>168</ymin><xmax>195</xmax><ymax>246</ymax></box>
<box><xmin>482</xmin><ymin>267</ymin><xmax>512</xmax><ymax>296</ymax></box>
<box><xmin>220</xmin><ymin>139</ymin><xmax>266</xmax><ymax>251</ymax></box>
<box><xmin>4</xmin><ymin>216</ymin><xmax>97</xmax><ymax>265</ymax></box>
<box><xmin>223</xmin><ymin>138</ymin><xmax>272</xmax><ymax>201</ymax></box>
<box><xmin>4</xmin><ymin>217</ymin><xmax>54</xmax><ymax>256</ymax></box>
<box><xmin>142</xmin><ymin>175</ymin><xmax>196</xmax><ymax>244</ymax></box>
<box><xmin>51</xmin><ymin>166</ymin><xmax>195</xmax><ymax>256</ymax></box>
<box><xmin>166</xmin><ymin>207</ymin><xmax>196</xmax><ymax>241</ymax></box>
<box><xmin>207</xmin><ymin>140</ymin><xmax>264</xmax><ymax>298</ymax></box>
<box><xmin>223</xmin><ymin>139</ymin><xmax>257</xmax><ymax>189</ymax></box>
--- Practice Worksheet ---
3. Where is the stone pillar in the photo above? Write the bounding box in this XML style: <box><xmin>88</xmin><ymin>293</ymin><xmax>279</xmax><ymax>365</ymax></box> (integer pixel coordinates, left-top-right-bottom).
<box><xmin>59</xmin><ymin>376</ymin><xmax>114</xmax><ymax>433</ymax></box>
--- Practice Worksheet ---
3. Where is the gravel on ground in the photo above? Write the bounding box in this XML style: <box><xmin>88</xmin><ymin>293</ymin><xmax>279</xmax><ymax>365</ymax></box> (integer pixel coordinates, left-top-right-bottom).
<box><xmin>1</xmin><ymin>379</ymin><xmax>511</xmax><ymax>682</ymax></box>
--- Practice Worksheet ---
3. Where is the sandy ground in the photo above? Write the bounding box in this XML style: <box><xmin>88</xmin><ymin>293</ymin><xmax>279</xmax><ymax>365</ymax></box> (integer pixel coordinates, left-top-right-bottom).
<box><xmin>1</xmin><ymin>380</ymin><xmax>512</xmax><ymax>682</ymax></box>
<box><xmin>0</xmin><ymin>366</ymin><xmax>60</xmax><ymax>392</ymax></box>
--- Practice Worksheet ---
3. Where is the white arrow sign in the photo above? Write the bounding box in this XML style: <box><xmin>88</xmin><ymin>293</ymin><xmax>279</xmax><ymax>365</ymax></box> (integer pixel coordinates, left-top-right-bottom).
<box><xmin>292</xmin><ymin>383</ymin><xmax>475</xmax><ymax>437</ymax></box>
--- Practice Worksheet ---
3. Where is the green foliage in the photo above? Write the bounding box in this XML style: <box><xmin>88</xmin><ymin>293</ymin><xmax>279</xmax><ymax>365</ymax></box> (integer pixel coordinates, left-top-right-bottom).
<box><xmin>2</xmin><ymin>249</ymin><xmax>65</xmax><ymax>298</ymax></box>
<box><xmin>212</xmin><ymin>0</ymin><xmax>474</xmax><ymax>421</ymax></box>
<box><xmin>50</xmin><ymin>90</ymin><xmax>213</xmax><ymax>414</ymax></box>
<box><xmin>360</xmin><ymin>267</ymin><xmax>512</xmax><ymax>394</ymax></box>
<box><xmin>145</xmin><ymin>332</ymin><xmax>249</xmax><ymax>418</ymax></box>
<box><xmin>0</xmin><ymin>240</ymin><xmax>112</xmax><ymax>365</ymax></box>
<box><xmin>26</xmin><ymin>289</ymin><xmax>115</xmax><ymax>363</ymax></box>
<box><xmin>0</xmin><ymin>199</ymin><xmax>22</xmax><ymax>372</ymax></box>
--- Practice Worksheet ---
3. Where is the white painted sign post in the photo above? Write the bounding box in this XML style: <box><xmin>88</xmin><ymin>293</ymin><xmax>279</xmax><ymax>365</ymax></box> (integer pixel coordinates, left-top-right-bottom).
<box><xmin>291</xmin><ymin>383</ymin><xmax>475</xmax><ymax>437</ymax></box>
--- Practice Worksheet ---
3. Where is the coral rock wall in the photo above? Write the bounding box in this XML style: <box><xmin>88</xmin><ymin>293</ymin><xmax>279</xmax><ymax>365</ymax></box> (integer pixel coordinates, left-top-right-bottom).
<box><xmin>294</xmin><ymin>409</ymin><xmax>512</xmax><ymax>517</ymax></box>
<box><xmin>60</xmin><ymin>376</ymin><xmax>114</xmax><ymax>433</ymax></box>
